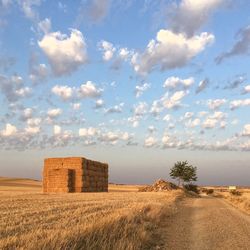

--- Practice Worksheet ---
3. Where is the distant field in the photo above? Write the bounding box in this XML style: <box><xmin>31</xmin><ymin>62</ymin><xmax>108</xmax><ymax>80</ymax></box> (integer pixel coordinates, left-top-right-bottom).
<box><xmin>0</xmin><ymin>177</ymin><xmax>183</xmax><ymax>250</ymax></box>
<box><xmin>0</xmin><ymin>177</ymin><xmax>142</xmax><ymax>192</ymax></box>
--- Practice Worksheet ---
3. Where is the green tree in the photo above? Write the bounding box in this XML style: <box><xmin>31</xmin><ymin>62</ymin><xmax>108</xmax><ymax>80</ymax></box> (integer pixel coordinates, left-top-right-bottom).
<box><xmin>169</xmin><ymin>161</ymin><xmax>197</xmax><ymax>187</ymax></box>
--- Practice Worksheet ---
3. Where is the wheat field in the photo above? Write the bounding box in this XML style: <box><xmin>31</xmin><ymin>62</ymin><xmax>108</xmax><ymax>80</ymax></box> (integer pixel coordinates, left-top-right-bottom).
<box><xmin>0</xmin><ymin>178</ymin><xmax>183</xmax><ymax>250</ymax></box>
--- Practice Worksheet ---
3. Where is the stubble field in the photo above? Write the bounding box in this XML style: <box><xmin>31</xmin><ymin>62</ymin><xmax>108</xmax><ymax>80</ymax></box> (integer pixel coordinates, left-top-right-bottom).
<box><xmin>0</xmin><ymin>177</ymin><xmax>183</xmax><ymax>250</ymax></box>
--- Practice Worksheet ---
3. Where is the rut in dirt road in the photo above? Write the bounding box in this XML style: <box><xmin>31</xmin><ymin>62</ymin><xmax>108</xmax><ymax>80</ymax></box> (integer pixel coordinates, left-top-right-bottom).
<box><xmin>164</xmin><ymin>196</ymin><xmax>250</xmax><ymax>250</ymax></box>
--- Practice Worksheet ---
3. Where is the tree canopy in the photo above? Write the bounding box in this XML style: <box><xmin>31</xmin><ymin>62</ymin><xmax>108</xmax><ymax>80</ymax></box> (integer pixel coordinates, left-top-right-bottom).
<box><xmin>169</xmin><ymin>161</ymin><xmax>197</xmax><ymax>186</ymax></box>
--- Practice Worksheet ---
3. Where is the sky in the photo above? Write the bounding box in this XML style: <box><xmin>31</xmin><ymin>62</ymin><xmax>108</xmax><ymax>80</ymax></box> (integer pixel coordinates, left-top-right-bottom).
<box><xmin>0</xmin><ymin>0</ymin><xmax>250</xmax><ymax>186</ymax></box>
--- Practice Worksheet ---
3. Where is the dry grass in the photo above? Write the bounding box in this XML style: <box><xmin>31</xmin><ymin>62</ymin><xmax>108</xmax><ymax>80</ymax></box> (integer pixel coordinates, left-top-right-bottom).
<box><xmin>216</xmin><ymin>191</ymin><xmax>250</xmax><ymax>215</ymax></box>
<box><xmin>0</xmin><ymin>177</ymin><xmax>183</xmax><ymax>250</ymax></box>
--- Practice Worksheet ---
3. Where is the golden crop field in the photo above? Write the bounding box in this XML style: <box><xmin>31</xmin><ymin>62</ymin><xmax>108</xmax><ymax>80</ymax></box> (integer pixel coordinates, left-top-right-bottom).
<box><xmin>0</xmin><ymin>178</ymin><xmax>183</xmax><ymax>250</ymax></box>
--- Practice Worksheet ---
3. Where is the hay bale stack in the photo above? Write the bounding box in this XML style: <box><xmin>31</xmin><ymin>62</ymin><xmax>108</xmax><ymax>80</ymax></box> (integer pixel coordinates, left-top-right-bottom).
<box><xmin>43</xmin><ymin>157</ymin><xmax>108</xmax><ymax>193</ymax></box>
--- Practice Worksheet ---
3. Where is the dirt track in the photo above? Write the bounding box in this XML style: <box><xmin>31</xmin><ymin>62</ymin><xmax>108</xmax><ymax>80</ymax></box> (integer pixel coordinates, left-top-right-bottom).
<box><xmin>163</xmin><ymin>196</ymin><xmax>250</xmax><ymax>250</ymax></box>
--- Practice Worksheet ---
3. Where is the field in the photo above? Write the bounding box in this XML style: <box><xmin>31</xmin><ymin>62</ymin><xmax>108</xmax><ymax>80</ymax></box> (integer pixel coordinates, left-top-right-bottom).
<box><xmin>0</xmin><ymin>177</ymin><xmax>183</xmax><ymax>250</ymax></box>
<box><xmin>215</xmin><ymin>190</ymin><xmax>250</xmax><ymax>215</ymax></box>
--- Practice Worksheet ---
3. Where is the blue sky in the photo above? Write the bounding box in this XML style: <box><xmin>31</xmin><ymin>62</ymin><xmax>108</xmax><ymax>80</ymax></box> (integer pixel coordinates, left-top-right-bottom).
<box><xmin>0</xmin><ymin>0</ymin><xmax>250</xmax><ymax>185</ymax></box>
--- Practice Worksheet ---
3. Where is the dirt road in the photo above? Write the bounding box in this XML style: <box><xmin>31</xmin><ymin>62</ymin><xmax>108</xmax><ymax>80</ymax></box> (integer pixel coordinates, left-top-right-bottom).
<box><xmin>163</xmin><ymin>196</ymin><xmax>250</xmax><ymax>250</ymax></box>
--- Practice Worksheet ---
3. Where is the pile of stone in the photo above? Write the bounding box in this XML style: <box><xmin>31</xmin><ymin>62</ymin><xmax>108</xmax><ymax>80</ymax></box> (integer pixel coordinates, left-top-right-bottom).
<box><xmin>43</xmin><ymin>157</ymin><xmax>108</xmax><ymax>193</ymax></box>
<box><xmin>138</xmin><ymin>179</ymin><xmax>178</xmax><ymax>192</ymax></box>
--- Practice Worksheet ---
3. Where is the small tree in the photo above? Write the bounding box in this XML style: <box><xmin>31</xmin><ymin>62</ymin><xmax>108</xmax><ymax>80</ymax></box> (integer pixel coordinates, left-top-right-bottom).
<box><xmin>170</xmin><ymin>161</ymin><xmax>197</xmax><ymax>187</ymax></box>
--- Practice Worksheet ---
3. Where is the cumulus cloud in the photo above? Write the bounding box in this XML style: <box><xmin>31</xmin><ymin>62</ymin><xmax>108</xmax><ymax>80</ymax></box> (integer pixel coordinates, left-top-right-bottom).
<box><xmin>230</xmin><ymin>99</ymin><xmax>250</xmax><ymax>110</ymax></box>
<box><xmin>79</xmin><ymin>127</ymin><xmax>97</xmax><ymax>137</ymax></box>
<box><xmin>0</xmin><ymin>74</ymin><xmax>31</xmax><ymax>102</ymax></box>
<box><xmin>135</xmin><ymin>83</ymin><xmax>150</xmax><ymax>98</ymax></box>
<box><xmin>202</xmin><ymin>111</ymin><xmax>226</xmax><ymax>129</ymax></box>
<box><xmin>131</xmin><ymin>29</ymin><xmax>214</xmax><ymax>75</ymax></box>
<box><xmin>196</xmin><ymin>78</ymin><xmax>209</xmax><ymax>94</ymax></box>
<box><xmin>163</xmin><ymin>76</ymin><xmax>194</xmax><ymax>89</ymax></box>
<box><xmin>134</xmin><ymin>102</ymin><xmax>148</xmax><ymax>116</ymax></box>
<box><xmin>144</xmin><ymin>136</ymin><xmax>157</xmax><ymax>148</ymax></box>
<box><xmin>98</xmin><ymin>40</ymin><xmax>116</xmax><ymax>61</ymax></box>
<box><xmin>25</xmin><ymin>126</ymin><xmax>40</xmax><ymax>134</ymax></box>
<box><xmin>162</xmin><ymin>90</ymin><xmax>188</xmax><ymax>109</ymax></box>
<box><xmin>27</xmin><ymin>118</ymin><xmax>41</xmax><ymax>127</ymax></box>
<box><xmin>47</xmin><ymin>108</ymin><xmax>62</xmax><ymax>118</ymax></box>
<box><xmin>242</xmin><ymin>124</ymin><xmax>250</xmax><ymax>136</ymax></box>
<box><xmin>95</xmin><ymin>99</ymin><xmax>104</xmax><ymax>109</ymax></box>
<box><xmin>242</xmin><ymin>85</ymin><xmax>250</xmax><ymax>94</ymax></box>
<box><xmin>168</xmin><ymin>0</ymin><xmax>224</xmax><ymax>37</ymax></box>
<box><xmin>207</xmin><ymin>99</ymin><xmax>227</xmax><ymax>110</ymax></box>
<box><xmin>216</xmin><ymin>25</ymin><xmax>250</xmax><ymax>64</ymax></box>
<box><xmin>78</xmin><ymin>81</ymin><xmax>102</xmax><ymax>98</ymax></box>
<box><xmin>1</xmin><ymin>123</ymin><xmax>17</xmax><ymax>136</ymax></box>
<box><xmin>38</xmin><ymin>29</ymin><xmax>87</xmax><ymax>76</ymax></box>
<box><xmin>185</xmin><ymin>118</ymin><xmax>200</xmax><ymax>128</ymax></box>
<box><xmin>53</xmin><ymin>125</ymin><xmax>61</xmax><ymax>135</ymax></box>
<box><xmin>52</xmin><ymin>85</ymin><xmax>73</xmax><ymax>100</ymax></box>
<box><xmin>71</xmin><ymin>103</ymin><xmax>81</xmax><ymax>110</ymax></box>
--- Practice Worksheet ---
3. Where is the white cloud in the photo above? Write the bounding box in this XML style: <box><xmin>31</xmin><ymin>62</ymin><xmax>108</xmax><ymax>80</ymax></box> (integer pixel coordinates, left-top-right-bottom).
<box><xmin>196</xmin><ymin>78</ymin><xmax>209</xmax><ymax>94</ymax></box>
<box><xmin>230</xmin><ymin>99</ymin><xmax>250</xmax><ymax>110</ymax></box>
<box><xmin>242</xmin><ymin>124</ymin><xmax>250</xmax><ymax>136</ymax></box>
<box><xmin>95</xmin><ymin>99</ymin><xmax>104</xmax><ymax>109</ymax></box>
<box><xmin>163</xmin><ymin>114</ymin><xmax>172</xmax><ymax>122</ymax></box>
<box><xmin>15</xmin><ymin>87</ymin><xmax>32</xmax><ymax>97</ymax></box>
<box><xmin>1</xmin><ymin>123</ymin><xmax>17</xmax><ymax>136</ymax></box>
<box><xmin>78</xmin><ymin>81</ymin><xmax>102</xmax><ymax>98</ymax></box>
<box><xmin>207</xmin><ymin>99</ymin><xmax>226</xmax><ymax>110</ymax></box>
<box><xmin>135</xmin><ymin>83</ymin><xmax>150</xmax><ymax>98</ymax></box>
<box><xmin>38</xmin><ymin>18</ymin><xmax>51</xmax><ymax>34</ymax></box>
<box><xmin>27</xmin><ymin>118</ymin><xmax>41</xmax><ymax>127</ymax></box>
<box><xmin>184</xmin><ymin>112</ymin><xmax>194</xmax><ymax>119</ymax></box>
<box><xmin>54</xmin><ymin>125</ymin><xmax>61</xmax><ymax>135</ymax></box>
<box><xmin>148</xmin><ymin>126</ymin><xmax>156</xmax><ymax>133</ymax></box>
<box><xmin>243</xmin><ymin>85</ymin><xmax>250</xmax><ymax>94</ymax></box>
<box><xmin>150</xmin><ymin>100</ymin><xmax>163</xmax><ymax>116</ymax></box>
<box><xmin>29</xmin><ymin>63</ymin><xmax>49</xmax><ymax>84</ymax></box>
<box><xmin>202</xmin><ymin>112</ymin><xmax>226</xmax><ymax>129</ymax></box>
<box><xmin>52</xmin><ymin>85</ymin><xmax>73</xmax><ymax>100</ymax></box>
<box><xmin>131</xmin><ymin>29</ymin><xmax>214</xmax><ymax>75</ymax></box>
<box><xmin>134</xmin><ymin>102</ymin><xmax>148</xmax><ymax>116</ymax></box>
<box><xmin>79</xmin><ymin>127</ymin><xmax>97</xmax><ymax>137</ymax></box>
<box><xmin>119</xmin><ymin>48</ymin><xmax>130</xmax><ymax>60</ymax></box>
<box><xmin>72</xmin><ymin>103</ymin><xmax>81</xmax><ymax>110</ymax></box>
<box><xmin>105</xmin><ymin>103</ymin><xmax>124</xmax><ymax>114</ymax></box>
<box><xmin>163</xmin><ymin>76</ymin><xmax>194</xmax><ymax>89</ymax></box>
<box><xmin>162</xmin><ymin>90</ymin><xmax>188</xmax><ymax>109</ymax></box>
<box><xmin>203</xmin><ymin>118</ymin><xmax>217</xmax><ymax>129</ymax></box>
<box><xmin>169</xmin><ymin>0</ymin><xmax>224</xmax><ymax>37</ymax></box>
<box><xmin>185</xmin><ymin>118</ymin><xmax>200</xmax><ymax>128</ymax></box>
<box><xmin>25</xmin><ymin>126</ymin><xmax>40</xmax><ymax>134</ymax></box>
<box><xmin>22</xmin><ymin>108</ymin><xmax>33</xmax><ymax>120</ymax></box>
<box><xmin>17</xmin><ymin>0</ymin><xmax>41</xmax><ymax>20</ymax></box>
<box><xmin>99</xmin><ymin>131</ymin><xmax>119</xmax><ymax>143</ymax></box>
<box><xmin>0</xmin><ymin>74</ymin><xmax>31</xmax><ymax>102</ymax></box>
<box><xmin>144</xmin><ymin>136</ymin><xmax>157</xmax><ymax>148</ymax></box>
<box><xmin>38</xmin><ymin>29</ymin><xmax>87</xmax><ymax>76</ymax></box>
<box><xmin>47</xmin><ymin>108</ymin><xmax>62</xmax><ymax>118</ymax></box>
<box><xmin>128</xmin><ymin>116</ymin><xmax>140</xmax><ymax>128</ymax></box>
<box><xmin>98</xmin><ymin>40</ymin><xmax>116</xmax><ymax>61</ymax></box>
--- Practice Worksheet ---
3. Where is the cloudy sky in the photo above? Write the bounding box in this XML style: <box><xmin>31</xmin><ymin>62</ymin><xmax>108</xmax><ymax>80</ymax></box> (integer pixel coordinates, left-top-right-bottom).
<box><xmin>0</xmin><ymin>0</ymin><xmax>250</xmax><ymax>185</ymax></box>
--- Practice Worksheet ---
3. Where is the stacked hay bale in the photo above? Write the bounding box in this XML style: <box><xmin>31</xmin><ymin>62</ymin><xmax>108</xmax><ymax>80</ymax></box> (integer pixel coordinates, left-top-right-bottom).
<box><xmin>43</xmin><ymin>157</ymin><xmax>108</xmax><ymax>193</ymax></box>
